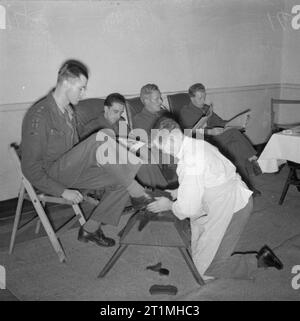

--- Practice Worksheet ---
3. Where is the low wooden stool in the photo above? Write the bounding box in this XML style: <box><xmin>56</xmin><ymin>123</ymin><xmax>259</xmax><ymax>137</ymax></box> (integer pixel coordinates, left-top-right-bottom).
<box><xmin>97</xmin><ymin>209</ymin><xmax>204</xmax><ymax>286</ymax></box>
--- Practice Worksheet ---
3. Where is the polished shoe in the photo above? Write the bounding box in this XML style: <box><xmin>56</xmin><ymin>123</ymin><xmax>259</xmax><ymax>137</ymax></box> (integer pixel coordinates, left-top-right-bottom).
<box><xmin>256</xmin><ymin>245</ymin><xmax>283</xmax><ymax>270</ymax></box>
<box><xmin>251</xmin><ymin>159</ymin><xmax>263</xmax><ymax>176</ymax></box>
<box><xmin>131</xmin><ymin>188</ymin><xmax>173</xmax><ymax>210</ymax></box>
<box><xmin>78</xmin><ymin>226</ymin><xmax>115</xmax><ymax>247</ymax></box>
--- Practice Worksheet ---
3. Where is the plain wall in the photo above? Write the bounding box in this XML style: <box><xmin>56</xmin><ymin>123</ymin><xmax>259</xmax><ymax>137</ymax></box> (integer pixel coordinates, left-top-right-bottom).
<box><xmin>0</xmin><ymin>0</ymin><xmax>284</xmax><ymax>103</ymax></box>
<box><xmin>280</xmin><ymin>0</ymin><xmax>300</xmax><ymax>85</ymax></box>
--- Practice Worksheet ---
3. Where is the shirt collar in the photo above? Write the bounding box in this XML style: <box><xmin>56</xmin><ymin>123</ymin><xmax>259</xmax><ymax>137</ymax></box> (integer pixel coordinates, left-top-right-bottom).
<box><xmin>49</xmin><ymin>91</ymin><xmax>74</xmax><ymax>120</ymax></box>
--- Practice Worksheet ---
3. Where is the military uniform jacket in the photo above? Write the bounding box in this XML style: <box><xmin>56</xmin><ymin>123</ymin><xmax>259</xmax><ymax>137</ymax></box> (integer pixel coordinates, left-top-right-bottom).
<box><xmin>21</xmin><ymin>92</ymin><xmax>79</xmax><ymax>196</ymax></box>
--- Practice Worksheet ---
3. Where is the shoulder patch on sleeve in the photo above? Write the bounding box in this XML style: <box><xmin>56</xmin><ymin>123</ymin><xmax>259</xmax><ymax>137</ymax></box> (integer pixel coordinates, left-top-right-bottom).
<box><xmin>28</xmin><ymin>105</ymin><xmax>46</xmax><ymax>130</ymax></box>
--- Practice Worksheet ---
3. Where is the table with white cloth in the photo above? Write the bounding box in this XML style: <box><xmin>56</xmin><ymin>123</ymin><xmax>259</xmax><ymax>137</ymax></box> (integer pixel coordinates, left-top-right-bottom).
<box><xmin>258</xmin><ymin>127</ymin><xmax>300</xmax><ymax>204</ymax></box>
<box><xmin>258</xmin><ymin>127</ymin><xmax>300</xmax><ymax>173</ymax></box>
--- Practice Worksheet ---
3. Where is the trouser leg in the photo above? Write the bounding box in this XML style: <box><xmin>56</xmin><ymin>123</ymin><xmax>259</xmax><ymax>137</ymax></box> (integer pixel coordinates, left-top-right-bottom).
<box><xmin>48</xmin><ymin>133</ymin><xmax>141</xmax><ymax>189</ymax></box>
<box><xmin>217</xmin><ymin>129</ymin><xmax>256</xmax><ymax>160</ymax></box>
<box><xmin>90</xmin><ymin>185</ymin><xmax>130</xmax><ymax>226</ymax></box>
<box><xmin>212</xmin><ymin>129</ymin><xmax>257</xmax><ymax>189</ymax></box>
<box><xmin>191</xmin><ymin>198</ymin><xmax>249</xmax><ymax>276</ymax></box>
<box><xmin>136</xmin><ymin>164</ymin><xmax>169</xmax><ymax>189</ymax></box>
<box><xmin>48</xmin><ymin>133</ymin><xmax>142</xmax><ymax>227</ymax></box>
<box><xmin>204</xmin><ymin>197</ymin><xmax>258</xmax><ymax>279</ymax></box>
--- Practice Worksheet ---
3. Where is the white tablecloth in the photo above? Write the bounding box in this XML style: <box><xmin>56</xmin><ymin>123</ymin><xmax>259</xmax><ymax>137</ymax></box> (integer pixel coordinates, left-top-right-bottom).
<box><xmin>258</xmin><ymin>132</ymin><xmax>300</xmax><ymax>173</ymax></box>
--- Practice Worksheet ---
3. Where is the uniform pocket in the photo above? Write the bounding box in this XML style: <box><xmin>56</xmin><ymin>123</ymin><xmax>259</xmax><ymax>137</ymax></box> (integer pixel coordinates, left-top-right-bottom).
<box><xmin>48</xmin><ymin>128</ymin><xmax>66</xmax><ymax>161</ymax></box>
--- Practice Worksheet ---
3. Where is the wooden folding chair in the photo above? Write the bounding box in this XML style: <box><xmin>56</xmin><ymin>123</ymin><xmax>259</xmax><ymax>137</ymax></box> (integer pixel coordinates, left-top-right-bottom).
<box><xmin>8</xmin><ymin>143</ymin><xmax>87</xmax><ymax>263</ymax></box>
<box><xmin>279</xmin><ymin>161</ymin><xmax>300</xmax><ymax>205</ymax></box>
<box><xmin>270</xmin><ymin>98</ymin><xmax>300</xmax><ymax>175</ymax></box>
<box><xmin>270</xmin><ymin>98</ymin><xmax>300</xmax><ymax>134</ymax></box>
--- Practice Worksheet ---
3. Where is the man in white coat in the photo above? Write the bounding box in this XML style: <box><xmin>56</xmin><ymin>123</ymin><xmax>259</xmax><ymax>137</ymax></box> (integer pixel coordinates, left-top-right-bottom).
<box><xmin>147</xmin><ymin>118</ymin><xmax>283</xmax><ymax>280</ymax></box>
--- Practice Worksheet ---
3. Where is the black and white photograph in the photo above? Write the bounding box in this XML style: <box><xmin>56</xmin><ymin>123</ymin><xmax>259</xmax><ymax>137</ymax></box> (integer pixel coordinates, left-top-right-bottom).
<box><xmin>0</xmin><ymin>0</ymin><xmax>300</xmax><ymax>304</ymax></box>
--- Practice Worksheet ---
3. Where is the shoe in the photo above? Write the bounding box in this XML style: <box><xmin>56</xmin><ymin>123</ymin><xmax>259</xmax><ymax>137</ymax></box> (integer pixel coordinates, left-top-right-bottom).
<box><xmin>251</xmin><ymin>159</ymin><xmax>262</xmax><ymax>176</ymax></box>
<box><xmin>252</xmin><ymin>188</ymin><xmax>262</xmax><ymax>197</ymax></box>
<box><xmin>146</xmin><ymin>262</ymin><xmax>162</xmax><ymax>272</ymax></box>
<box><xmin>149</xmin><ymin>284</ymin><xmax>178</xmax><ymax>295</ymax></box>
<box><xmin>78</xmin><ymin>226</ymin><xmax>115</xmax><ymax>247</ymax></box>
<box><xmin>131</xmin><ymin>188</ymin><xmax>173</xmax><ymax>210</ymax></box>
<box><xmin>130</xmin><ymin>195</ymin><xmax>153</xmax><ymax>211</ymax></box>
<box><xmin>256</xmin><ymin>245</ymin><xmax>283</xmax><ymax>270</ymax></box>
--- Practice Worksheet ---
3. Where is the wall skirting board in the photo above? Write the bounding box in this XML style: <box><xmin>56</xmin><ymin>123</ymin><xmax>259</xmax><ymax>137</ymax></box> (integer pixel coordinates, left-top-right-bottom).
<box><xmin>0</xmin><ymin>82</ymin><xmax>299</xmax><ymax>201</ymax></box>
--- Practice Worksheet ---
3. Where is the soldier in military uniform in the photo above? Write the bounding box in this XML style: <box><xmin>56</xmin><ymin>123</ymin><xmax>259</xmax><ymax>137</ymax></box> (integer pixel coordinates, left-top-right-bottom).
<box><xmin>21</xmin><ymin>60</ymin><xmax>163</xmax><ymax>247</ymax></box>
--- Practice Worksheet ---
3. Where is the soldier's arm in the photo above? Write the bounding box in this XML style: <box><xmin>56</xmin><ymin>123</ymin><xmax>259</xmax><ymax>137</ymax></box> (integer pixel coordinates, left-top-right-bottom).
<box><xmin>21</xmin><ymin>111</ymin><xmax>67</xmax><ymax>197</ymax></box>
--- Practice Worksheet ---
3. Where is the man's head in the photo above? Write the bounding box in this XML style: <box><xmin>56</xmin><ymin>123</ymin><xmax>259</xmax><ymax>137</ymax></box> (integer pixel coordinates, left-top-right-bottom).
<box><xmin>140</xmin><ymin>83</ymin><xmax>162</xmax><ymax>114</ymax></box>
<box><xmin>57</xmin><ymin>60</ymin><xmax>89</xmax><ymax>106</ymax></box>
<box><xmin>152</xmin><ymin>117</ymin><xmax>183</xmax><ymax>157</ymax></box>
<box><xmin>188</xmin><ymin>83</ymin><xmax>206</xmax><ymax>108</ymax></box>
<box><xmin>104</xmin><ymin>93</ymin><xmax>126</xmax><ymax>125</ymax></box>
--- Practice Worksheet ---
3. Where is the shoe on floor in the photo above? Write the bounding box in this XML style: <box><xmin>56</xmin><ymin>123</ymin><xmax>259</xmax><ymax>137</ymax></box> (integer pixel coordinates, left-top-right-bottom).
<box><xmin>256</xmin><ymin>245</ymin><xmax>283</xmax><ymax>270</ymax></box>
<box><xmin>130</xmin><ymin>195</ymin><xmax>153</xmax><ymax>211</ymax></box>
<box><xmin>78</xmin><ymin>226</ymin><xmax>115</xmax><ymax>247</ymax></box>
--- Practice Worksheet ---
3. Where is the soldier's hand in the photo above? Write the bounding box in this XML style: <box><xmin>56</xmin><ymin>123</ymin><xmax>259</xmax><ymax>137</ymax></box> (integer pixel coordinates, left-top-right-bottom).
<box><xmin>62</xmin><ymin>189</ymin><xmax>83</xmax><ymax>204</ymax></box>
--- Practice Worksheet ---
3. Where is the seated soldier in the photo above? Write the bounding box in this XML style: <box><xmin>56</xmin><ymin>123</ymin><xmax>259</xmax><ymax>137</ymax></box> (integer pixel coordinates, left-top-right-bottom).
<box><xmin>21</xmin><ymin>60</ymin><xmax>167</xmax><ymax>248</ymax></box>
<box><xmin>178</xmin><ymin>83</ymin><xmax>262</xmax><ymax>197</ymax></box>
<box><xmin>132</xmin><ymin>84</ymin><xmax>178</xmax><ymax>187</ymax></box>
<box><xmin>147</xmin><ymin>118</ymin><xmax>283</xmax><ymax>281</ymax></box>
<box><xmin>77</xmin><ymin>93</ymin><xmax>127</xmax><ymax>141</ymax></box>
<box><xmin>132</xmin><ymin>84</ymin><xmax>167</xmax><ymax>133</ymax></box>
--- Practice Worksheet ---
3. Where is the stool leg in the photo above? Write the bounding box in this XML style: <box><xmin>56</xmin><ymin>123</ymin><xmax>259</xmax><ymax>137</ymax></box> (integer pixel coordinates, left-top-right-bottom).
<box><xmin>178</xmin><ymin>247</ymin><xmax>205</xmax><ymax>286</ymax></box>
<box><xmin>118</xmin><ymin>211</ymin><xmax>139</xmax><ymax>239</ymax></box>
<box><xmin>72</xmin><ymin>204</ymin><xmax>86</xmax><ymax>226</ymax></box>
<box><xmin>98</xmin><ymin>245</ymin><xmax>128</xmax><ymax>278</ymax></box>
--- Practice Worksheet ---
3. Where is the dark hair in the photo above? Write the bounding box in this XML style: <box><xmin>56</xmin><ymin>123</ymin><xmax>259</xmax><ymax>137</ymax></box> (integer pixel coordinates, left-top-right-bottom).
<box><xmin>188</xmin><ymin>83</ymin><xmax>206</xmax><ymax>97</ymax></box>
<box><xmin>151</xmin><ymin>111</ymin><xmax>181</xmax><ymax>130</ymax></box>
<box><xmin>140</xmin><ymin>83</ymin><xmax>160</xmax><ymax>103</ymax></box>
<box><xmin>104</xmin><ymin>93</ymin><xmax>126</xmax><ymax>107</ymax></box>
<box><xmin>152</xmin><ymin>113</ymin><xmax>182</xmax><ymax>132</ymax></box>
<box><xmin>57</xmin><ymin>59</ymin><xmax>89</xmax><ymax>83</ymax></box>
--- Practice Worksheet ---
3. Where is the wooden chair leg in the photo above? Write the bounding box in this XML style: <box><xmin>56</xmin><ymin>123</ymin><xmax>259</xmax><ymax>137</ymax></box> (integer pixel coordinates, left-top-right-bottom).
<box><xmin>98</xmin><ymin>245</ymin><xmax>128</xmax><ymax>278</ymax></box>
<box><xmin>9</xmin><ymin>185</ymin><xmax>25</xmax><ymax>254</ymax></box>
<box><xmin>30</xmin><ymin>197</ymin><xmax>66</xmax><ymax>263</ymax></box>
<box><xmin>279</xmin><ymin>168</ymin><xmax>293</xmax><ymax>205</ymax></box>
<box><xmin>178</xmin><ymin>247</ymin><xmax>205</xmax><ymax>286</ymax></box>
<box><xmin>35</xmin><ymin>200</ymin><xmax>45</xmax><ymax>234</ymax></box>
<box><xmin>72</xmin><ymin>204</ymin><xmax>86</xmax><ymax>226</ymax></box>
